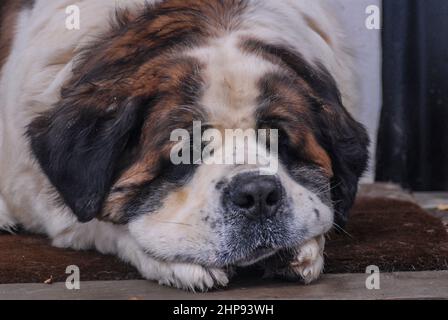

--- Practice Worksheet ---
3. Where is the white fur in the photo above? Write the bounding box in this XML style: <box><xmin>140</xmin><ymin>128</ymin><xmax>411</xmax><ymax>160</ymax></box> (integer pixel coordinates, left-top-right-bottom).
<box><xmin>292</xmin><ymin>235</ymin><xmax>326</xmax><ymax>284</ymax></box>
<box><xmin>0</xmin><ymin>0</ymin><xmax>355</xmax><ymax>290</ymax></box>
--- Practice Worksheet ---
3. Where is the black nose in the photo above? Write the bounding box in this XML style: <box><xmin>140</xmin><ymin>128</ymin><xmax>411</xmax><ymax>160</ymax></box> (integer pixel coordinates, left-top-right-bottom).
<box><xmin>227</xmin><ymin>173</ymin><xmax>283</xmax><ymax>220</ymax></box>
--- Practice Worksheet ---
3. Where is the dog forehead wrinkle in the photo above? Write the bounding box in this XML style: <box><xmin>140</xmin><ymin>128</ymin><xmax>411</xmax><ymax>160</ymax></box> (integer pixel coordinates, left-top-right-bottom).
<box><xmin>188</xmin><ymin>35</ymin><xmax>279</xmax><ymax>129</ymax></box>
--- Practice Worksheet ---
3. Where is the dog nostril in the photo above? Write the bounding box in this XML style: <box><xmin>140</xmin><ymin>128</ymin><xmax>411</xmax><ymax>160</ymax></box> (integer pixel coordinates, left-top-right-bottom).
<box><xmin>233</xmin><ymin>193</ymin><xmax>255</xmax><ymax>209</ymax></box>
<box><xmin>266</xmin><ymin>189</ymin><xmax>280</xmax><ymax>206</ymax></box>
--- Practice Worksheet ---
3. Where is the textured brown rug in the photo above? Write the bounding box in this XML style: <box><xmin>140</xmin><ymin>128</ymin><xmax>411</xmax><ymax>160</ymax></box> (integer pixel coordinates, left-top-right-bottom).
<box><xmin>325</xmin><ymin>198</ymin><xmax>448</xmax><ymax>273</ymax></box>
<box><xmin>0</xmin><ymin>198</ymin><xmax>447</xmax><ymax>284</ymax></box>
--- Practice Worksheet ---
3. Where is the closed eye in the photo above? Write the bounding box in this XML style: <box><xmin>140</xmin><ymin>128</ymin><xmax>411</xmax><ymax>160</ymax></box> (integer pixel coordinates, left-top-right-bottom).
<box><xmin>258</xmin><ymin>119</ymin><xmax>328</xmax><ymax>172</ymax></box>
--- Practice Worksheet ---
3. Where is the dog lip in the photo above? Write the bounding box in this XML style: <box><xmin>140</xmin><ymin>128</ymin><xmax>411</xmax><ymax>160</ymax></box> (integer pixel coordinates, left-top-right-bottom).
<box><xmin>233</xmin><ymin>247</ymin><xmax>278</xmax><ymax>267</ymax></box>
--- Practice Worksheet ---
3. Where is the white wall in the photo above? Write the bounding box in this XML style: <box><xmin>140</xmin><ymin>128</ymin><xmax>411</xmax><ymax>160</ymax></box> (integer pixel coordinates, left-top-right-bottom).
<box><xmin>333</xmin><ymin>0</ymin><xmax>382</xmax><ymax>182</ymax></box>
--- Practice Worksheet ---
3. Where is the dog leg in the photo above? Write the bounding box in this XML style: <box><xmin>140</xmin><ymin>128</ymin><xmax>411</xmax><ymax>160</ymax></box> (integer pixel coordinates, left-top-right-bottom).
<box><xmin>0</xmin><ymin>194</ymin><xmax>16</xmax><ymax>233</ymax></box>
<box><xmin>52</xmin><ymin>220</ymin><xmax>228</xmax><ymax>292</ymax></box>
<box><xmin>115</xmin><ymin>234</ymin><xmax>229</xmax><ymax>292</ymax></box>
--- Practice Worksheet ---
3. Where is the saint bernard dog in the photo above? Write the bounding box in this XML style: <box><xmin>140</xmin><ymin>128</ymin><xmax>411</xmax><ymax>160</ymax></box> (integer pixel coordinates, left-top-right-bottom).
<box><xmin>0</xmin><ymin>0</ymin><xmax>369</xmax><ymax>291</ymax></box>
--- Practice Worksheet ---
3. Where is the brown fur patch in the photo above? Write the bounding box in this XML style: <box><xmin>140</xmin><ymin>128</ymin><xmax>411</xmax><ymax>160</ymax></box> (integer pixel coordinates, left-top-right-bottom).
<box><xmin>241</xmin><ymin>38</ymin><xmax>341</xmax><ymax>105</ymax></box>
<box><xmin>99</xmin><ymin>57</ymin><xmax>205</xmax><ymax>223</ymax></box>
<box><xmin>303</xmin><ymin>133</ymin><xmax>333</xmax><ymax>176</ymax></box>
<box><xmin>71</xmin><ymin>0</ymin><xmax>248</xmax><ymax>87</ymax></box>
<box><xmin>257</xmin><ymin>73</ymin><xmax>333</xmax><ymax>177</ymax></box>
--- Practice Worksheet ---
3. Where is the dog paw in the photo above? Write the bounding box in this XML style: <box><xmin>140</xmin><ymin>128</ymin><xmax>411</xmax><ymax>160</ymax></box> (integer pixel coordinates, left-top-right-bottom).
<box><xmin>155</xmin><ymin>263</ymin><xmax>229</xmax><ymax>292</ymax></box>
<box><xmin>262</xmin><ymin>235</ymin><xmax>325</xmax><ymax>284</ymax></box>
<box><xmin>289</xmin><ymin>235</ymin><xmax>325</xmax><ymax>284</ymax></box>
<box><xmin>116</xmin><ymin>236</ymin><xmax>229</xmax><ymax>292</ymax></box>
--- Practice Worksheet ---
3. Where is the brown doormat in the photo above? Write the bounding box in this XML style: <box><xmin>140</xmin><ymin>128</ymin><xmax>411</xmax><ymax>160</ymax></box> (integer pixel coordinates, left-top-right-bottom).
<box><xmin>325</xmin><ymin>198</ymin><xmax>448</xmax><ymax>273</ymax></box>
<box><xmin>0</xmin><ymin>198</ymin><xmax>447</xmax><ymax>284</ymax></box>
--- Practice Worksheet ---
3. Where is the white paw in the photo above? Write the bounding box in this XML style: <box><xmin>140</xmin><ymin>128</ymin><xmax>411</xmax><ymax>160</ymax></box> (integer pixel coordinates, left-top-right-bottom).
<box><xmin>290</xmin><ymin>235</ymin><xmax>325</xmax><ymax>284</ymax></box>
<box><xmin>129</xmin><ymin>246</ymin><xmax>228</xmax><ymax>292</ymax></box>
<box><xmin>156</xmin><ymin>263</ymin><xmax>229</xmax><ymax>292</ymax></box>
<box><xmin>262</xmin><ymin>235</ymin><xmax>325</xmax><ymax>284</ymax></box>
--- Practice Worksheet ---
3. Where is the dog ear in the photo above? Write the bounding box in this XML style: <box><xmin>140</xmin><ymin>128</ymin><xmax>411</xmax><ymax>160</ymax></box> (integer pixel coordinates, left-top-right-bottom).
<box><xmin>314</xmin><ymin>104</ymin><xmax>370</xmax><ymax>228</ymax></box>
<box><xmin>27</xmin><ymin>97</ymin><xmax>148</xmax><ymax>223</ymax></box>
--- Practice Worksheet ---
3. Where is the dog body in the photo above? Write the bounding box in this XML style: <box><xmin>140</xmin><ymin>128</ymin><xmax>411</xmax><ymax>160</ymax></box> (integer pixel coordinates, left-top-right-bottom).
<box><xmin>0</xmin><ymin>0</ymin><xmax>369</xmax><ymax>290</ymax></box>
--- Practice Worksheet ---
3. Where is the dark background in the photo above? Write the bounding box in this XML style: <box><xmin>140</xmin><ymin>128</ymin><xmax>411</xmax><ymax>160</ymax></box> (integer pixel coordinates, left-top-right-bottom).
<box><xmin>376</xmin><ymin>0</ymin><xmax>448</xmax><ymax>191</ymax></box>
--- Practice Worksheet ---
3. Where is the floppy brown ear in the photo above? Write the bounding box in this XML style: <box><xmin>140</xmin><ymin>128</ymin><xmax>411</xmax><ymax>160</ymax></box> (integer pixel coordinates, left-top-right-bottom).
<box><xmin>313</xmin><ymin>103</ymin><xmax>370</xmax><ymax>228</ymax></box>
<box><xmin>27</xmin><ymin>96</ymin><xmax>150</xmax><ymax>223</ymax></box>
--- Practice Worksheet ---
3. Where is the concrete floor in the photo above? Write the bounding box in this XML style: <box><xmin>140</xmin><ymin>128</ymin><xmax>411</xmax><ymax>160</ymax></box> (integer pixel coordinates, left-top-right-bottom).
<box><xmin>0</xmin><ymin>271</ymin><xmax>447</xmax><ymax>300</ymax></box>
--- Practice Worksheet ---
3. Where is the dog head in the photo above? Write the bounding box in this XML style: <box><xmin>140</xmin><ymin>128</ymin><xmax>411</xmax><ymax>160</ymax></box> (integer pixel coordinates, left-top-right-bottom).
<box><xmin>27</xmin><ymin>0</ymin><xmax>369</xmax><ymax>268</ymax></box>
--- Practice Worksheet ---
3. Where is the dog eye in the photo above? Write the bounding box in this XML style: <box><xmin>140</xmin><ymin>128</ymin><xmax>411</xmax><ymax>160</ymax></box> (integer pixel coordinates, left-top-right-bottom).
<box><xmin>168</xmin><ymin>163</ymin><xmax>196</xmax><ymax>182</ymax></box>
<box><xmin>160</xmin><ymin>160</ymin><xmax>196</xmax><ymax>183</ymax></box>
